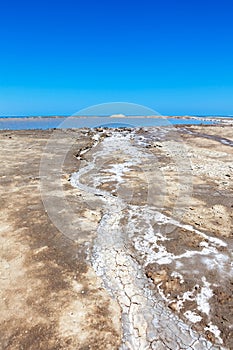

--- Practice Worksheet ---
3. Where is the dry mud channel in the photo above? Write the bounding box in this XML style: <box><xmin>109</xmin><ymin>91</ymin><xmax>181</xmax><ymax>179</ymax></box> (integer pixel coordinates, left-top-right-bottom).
<box><xmin>0</xmin><ymin>125</ymin><xmax>232</xmax><ymax>349</ymax></box>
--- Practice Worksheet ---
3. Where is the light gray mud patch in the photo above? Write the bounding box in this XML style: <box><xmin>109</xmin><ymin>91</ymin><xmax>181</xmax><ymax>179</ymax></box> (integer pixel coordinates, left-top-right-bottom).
<box><xmin>71</xmin><ymin>129</ymin><xmax>229</xmax><ymax>349</ymax></box>
<box><xmin>179</xmin><ymin>127</ymin><xmax>233</xmax><ymax>147</ymax></box>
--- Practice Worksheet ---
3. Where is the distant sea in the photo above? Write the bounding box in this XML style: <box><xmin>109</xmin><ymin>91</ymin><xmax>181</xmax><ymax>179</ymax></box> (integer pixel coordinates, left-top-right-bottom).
<box><xmin>0</xmin><ymin>115</ymin><xmax>229</xmax><ymax>130</ymax></box>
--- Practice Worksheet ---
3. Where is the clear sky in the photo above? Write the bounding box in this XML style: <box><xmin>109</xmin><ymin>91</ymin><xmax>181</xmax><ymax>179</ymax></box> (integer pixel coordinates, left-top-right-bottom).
<box><xmin>0</xmin><ymin>0</ymin><xmax>233</xmax><ymax>116</ymax></box>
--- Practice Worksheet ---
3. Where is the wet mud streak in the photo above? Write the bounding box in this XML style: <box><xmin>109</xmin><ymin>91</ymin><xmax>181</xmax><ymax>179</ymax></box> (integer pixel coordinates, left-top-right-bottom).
<box><xmin>180</xmin><ymin>128</ymin><xmax>233</xmax><ymax>147</ymax></box>
<box><xmin>71</xmin><ymin>130</ymin><xmax>227</xmax><ymax>350</ymax></box>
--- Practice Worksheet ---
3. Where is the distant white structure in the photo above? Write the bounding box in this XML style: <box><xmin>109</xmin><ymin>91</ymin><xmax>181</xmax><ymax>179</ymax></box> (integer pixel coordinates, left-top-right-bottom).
<box><xmin>110</xmin><ymin>114</ymin><xmax>126</xmax><ymax>118</ymax></box>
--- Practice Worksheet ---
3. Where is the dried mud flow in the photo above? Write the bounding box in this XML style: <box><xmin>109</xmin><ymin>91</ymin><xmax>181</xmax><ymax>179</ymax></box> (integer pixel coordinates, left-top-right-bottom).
<box><xmin>0</xmin><ymin>125</ymin><xmax>232</xmax><ymax>349</ymax></box>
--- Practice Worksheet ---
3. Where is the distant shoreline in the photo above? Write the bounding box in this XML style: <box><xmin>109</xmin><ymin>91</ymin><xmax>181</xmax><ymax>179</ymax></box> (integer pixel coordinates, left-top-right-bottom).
<box><xmin>0</xmin><ymin>115</ymin><xmax>232</xmax><ymax>131</ymax></box>
<box><xmin>0</xmin><ymin>115</ymin><xmax>233</xmax><ymax>119</ymax></box>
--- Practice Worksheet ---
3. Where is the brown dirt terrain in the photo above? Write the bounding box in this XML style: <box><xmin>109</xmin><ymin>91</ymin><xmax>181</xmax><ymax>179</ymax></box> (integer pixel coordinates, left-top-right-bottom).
<box><xmin>0</xmin><ymin>129</ymin><xmax>121</xmax><ymax>350</ymax></box>
<box><xmin>0</xmin><ymin>125</ymin><xmax>232</xmax><ymax>349</ymax></box>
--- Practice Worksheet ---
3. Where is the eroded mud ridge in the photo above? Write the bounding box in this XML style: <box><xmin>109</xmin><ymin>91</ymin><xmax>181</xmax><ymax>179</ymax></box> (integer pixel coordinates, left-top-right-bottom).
<box><xmin>71</xmin><ymin>126</ymin><xmax>233</xmax><ymax>349</ymax></box>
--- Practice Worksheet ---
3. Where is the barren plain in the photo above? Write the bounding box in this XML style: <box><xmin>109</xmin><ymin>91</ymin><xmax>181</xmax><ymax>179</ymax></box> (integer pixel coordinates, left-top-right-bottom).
<box><xmin>0</xmin><ymin>124</ymin><xmax>232</xmax><ymax>349</ymax></box>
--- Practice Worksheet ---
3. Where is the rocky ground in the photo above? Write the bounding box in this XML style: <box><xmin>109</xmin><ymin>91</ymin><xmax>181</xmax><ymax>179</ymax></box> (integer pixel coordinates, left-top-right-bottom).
<box><xmin>0</xmin><ymin>124</ymin><xmax>232</xmax><ymax>349</ymax></box>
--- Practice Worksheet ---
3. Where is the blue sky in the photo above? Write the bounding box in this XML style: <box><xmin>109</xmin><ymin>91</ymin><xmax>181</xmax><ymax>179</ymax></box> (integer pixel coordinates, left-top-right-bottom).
<box><xmin>0</xmin><ymin>0</ymin><xmax>233</xmax><ymax>115</ymax></box>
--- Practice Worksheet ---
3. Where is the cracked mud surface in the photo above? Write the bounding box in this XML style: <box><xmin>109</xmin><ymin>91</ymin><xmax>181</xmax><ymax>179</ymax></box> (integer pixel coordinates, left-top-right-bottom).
<box><xmin>0</xmin><ymin>125</ymin><xmax>232</xmax><ymax>349</ymax></box>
